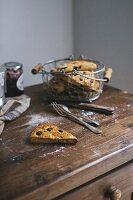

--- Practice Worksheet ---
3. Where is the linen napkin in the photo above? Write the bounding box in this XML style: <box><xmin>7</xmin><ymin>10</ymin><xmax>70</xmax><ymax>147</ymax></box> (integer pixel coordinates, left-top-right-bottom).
<box><xmin>0</xmin><ymin>95</ymin><xmax>31</xmax><ymax>136</ymax></box>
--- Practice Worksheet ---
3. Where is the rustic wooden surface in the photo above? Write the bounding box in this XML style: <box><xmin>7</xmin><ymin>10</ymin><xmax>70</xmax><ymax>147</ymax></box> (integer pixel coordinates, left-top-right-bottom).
<box><xmin>56</xmin><ymin>160</ymin><xmax>133</xmax><ymax>200</ymax></box>
<box><xmin>0</xmin><ymin>84</ymin><xmax>133</xmax><ymax>200</ymax></box>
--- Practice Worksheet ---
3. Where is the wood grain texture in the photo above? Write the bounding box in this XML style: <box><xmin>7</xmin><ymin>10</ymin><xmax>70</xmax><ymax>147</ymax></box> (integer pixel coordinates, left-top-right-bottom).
<box><xmin>56</xmin><ymin>161</ymin><xmax>133</xmax><ymax>200</ymax></box>
<box><xmin>0</xmin><ymin>84</ymin><xmax>133</xmax><ymax>200</ymax></box>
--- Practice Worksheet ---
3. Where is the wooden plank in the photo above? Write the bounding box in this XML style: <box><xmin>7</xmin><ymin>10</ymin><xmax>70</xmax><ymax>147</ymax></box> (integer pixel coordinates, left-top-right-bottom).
<box><xmin>56</xmin><ymin>161</ymin><xmax>133</xmax><ymax>200</ymax></box>
<box><xmin>0</xmin><ymin>85</ymin><xmax>133</xmax><ymax>200</ymax></box>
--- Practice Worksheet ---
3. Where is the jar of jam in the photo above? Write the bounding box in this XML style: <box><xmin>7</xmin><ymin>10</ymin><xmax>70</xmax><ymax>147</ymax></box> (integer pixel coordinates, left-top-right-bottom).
<box><xmin>3</xmin><ymin>62</ymin><xmax>24</xmax><ymax>97</ymax></box>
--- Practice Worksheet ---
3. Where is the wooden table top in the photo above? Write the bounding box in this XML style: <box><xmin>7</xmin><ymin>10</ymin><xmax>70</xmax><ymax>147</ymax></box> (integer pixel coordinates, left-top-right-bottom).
<box><xmin>0</xmin><ymin>84</ymin><xmax>133</xmax><ymax>200</ymax></box>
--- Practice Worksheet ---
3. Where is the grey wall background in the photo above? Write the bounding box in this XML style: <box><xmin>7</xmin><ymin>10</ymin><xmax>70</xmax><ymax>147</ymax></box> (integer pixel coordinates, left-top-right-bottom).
<box><xmin>0</xmin><ymin>0</ymin><xmax>74</xmax><ymax>86</ymax></box>
<box><xmin>74</xmin><ymin>0</ymin><xmax>133</xmax><ymax>93</ymax></box>
<box><xmin>0</xmin><ymin>0</ymin><xmax>133</xmax><ymax>93</ymax></box>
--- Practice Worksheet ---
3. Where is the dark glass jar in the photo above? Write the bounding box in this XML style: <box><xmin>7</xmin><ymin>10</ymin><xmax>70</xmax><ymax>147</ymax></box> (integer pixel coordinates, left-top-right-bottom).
<box><xmin>3</xmin><ymin>62</ymin><xmax>24</xmax><ymax>97</ymax></box>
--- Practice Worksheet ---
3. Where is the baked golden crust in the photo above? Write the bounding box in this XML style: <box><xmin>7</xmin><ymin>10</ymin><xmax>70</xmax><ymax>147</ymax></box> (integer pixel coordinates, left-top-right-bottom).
<box><xmin>62</xmin><ymin>71</ymin><xmax>96</xmax><ymax>89</ymax></box>
<box><xmin>90</xmin><ymin>80</ymin><xmax>101</xmax><ymax>92</ymax></box>
<box><xmin>51</xmin><ymin>60</ymin><xmax>97</xmax><ymax>73</ymax></box>
<box><xmin>30</xmin><ymin>123</ymin><xmax>77</xmax><ymax>144</ymax></box>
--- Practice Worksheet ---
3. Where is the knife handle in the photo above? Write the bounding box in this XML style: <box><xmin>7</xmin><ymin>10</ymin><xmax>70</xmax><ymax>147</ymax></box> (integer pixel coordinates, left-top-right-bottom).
<box><xmin>79</xmin><ymin>103</ymin><xmax>114</xmax><ymax>114</ymax></box>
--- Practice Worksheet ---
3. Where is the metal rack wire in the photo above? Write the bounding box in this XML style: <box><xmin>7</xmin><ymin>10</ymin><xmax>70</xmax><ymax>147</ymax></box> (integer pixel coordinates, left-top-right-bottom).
<box><xmin>32</xmin><ymin>55</ymin><xmax>112</xmax><ymax>102</ymax></box>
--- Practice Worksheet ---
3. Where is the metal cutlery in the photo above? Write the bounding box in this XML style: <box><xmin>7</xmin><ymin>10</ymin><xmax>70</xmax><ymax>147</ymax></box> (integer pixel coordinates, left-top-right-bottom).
<box><xmin>51</xmin><ymin>102</ymin><xmax>102</xmax><ymax>134</ymax></box>
<box><xmin>62</xmin><ymin>102</ymin><xmax>114</xmax><ymax>115</ymax></box>
<box><xmin>57</xmin><ymin>104</ymin><xmax>100</xmax><ymax>126</ymax></box>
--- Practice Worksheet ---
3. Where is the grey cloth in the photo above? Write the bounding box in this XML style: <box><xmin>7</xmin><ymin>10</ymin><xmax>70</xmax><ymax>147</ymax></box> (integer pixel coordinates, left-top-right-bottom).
<box><xmin>0</xmin><ymin>95</ymin><xmax>31</xmax><ymax>135</ymax></box>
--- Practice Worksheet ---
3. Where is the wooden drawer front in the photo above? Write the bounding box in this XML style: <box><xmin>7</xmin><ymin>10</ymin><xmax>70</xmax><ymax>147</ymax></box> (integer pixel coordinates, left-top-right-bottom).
<box><xmin>57</xmin><ymin>161</ymin><xmax>133</xmax><ymax>200</ymax></box>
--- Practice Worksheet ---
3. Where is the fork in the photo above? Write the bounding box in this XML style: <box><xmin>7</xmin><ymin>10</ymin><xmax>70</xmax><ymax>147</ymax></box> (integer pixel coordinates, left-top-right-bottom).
<box><xmin>56</xmin><ymin>103</ymin><xmax>100</xmax><ymax>126</ymax></box>
<box><xmin>51</xmin><ymin>102</ymin><xmax>102</xmax><ymax>134</ymax></box>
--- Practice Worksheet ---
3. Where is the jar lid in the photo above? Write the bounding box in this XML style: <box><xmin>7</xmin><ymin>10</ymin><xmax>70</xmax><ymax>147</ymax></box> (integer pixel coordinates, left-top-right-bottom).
<box><xmin>3</xmin><ymin>62</ymin><xmax>22</xmax><ymax>70</ymax></box>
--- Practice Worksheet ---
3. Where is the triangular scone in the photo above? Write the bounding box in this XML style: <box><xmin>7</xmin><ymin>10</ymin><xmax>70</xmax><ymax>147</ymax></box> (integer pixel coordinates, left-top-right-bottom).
<box><xmin>30</xmin><ymin>123</ymin><xmax>77</xmax><ymax>144</ymax></box>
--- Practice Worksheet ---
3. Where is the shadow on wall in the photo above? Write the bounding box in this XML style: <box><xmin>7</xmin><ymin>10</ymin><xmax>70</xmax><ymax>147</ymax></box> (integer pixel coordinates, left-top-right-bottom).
<box><xmin>74</xmin><ymin>0</ymin><xmax>133</xmax><ymax>93</ymax></box>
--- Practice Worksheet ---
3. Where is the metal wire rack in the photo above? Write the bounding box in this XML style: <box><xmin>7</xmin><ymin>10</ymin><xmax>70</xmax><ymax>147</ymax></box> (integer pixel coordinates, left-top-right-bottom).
<box><xmin>32</xmin><ymin>55</ymin><xmax>112</xmax><ymax>102</ymax></box>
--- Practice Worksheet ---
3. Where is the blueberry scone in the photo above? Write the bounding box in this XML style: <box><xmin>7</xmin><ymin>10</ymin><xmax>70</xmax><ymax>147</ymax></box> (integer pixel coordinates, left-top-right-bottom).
<box><xmin>61</xmin><ymin>71</ymin><xmax>96</xmax><ymax>89</ymax></box>
<box><xmin>51</xmin><ymin>60</ymin><xmax>97</xmax><ymax>73</ymax></box>
<box><xmin>30</xmin><ymin>123</ymin><xmax>77</xmax><ymax>144</ymax></box>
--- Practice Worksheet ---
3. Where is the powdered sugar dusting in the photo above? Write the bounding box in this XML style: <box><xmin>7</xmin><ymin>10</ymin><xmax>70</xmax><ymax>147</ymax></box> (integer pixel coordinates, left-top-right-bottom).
<box><xmin>26</xmin><ymin>114</ymin><xmax>62</xmax><ymax>125</ymax></box>
<box><xmin>80</xmin><ymin>110</ymin><xmax>96</xmax><ymax>120</ymax></box>
<box><xmin>40</xmin><ymin>146</ymin><xmax>66</xmax><ymax>158</ymax></box>
<box><xmin>16</xmin><ymin>114</ymin><xmax>62</xmax><ymax>128</ymax></box>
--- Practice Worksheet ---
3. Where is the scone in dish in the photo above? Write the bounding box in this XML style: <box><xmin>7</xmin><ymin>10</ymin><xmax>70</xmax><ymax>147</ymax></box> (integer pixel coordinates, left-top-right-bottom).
<box><xmin>32</xmin><ymin>55</ymin><xmax>112</xmax><ymax>102</ymax></box>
